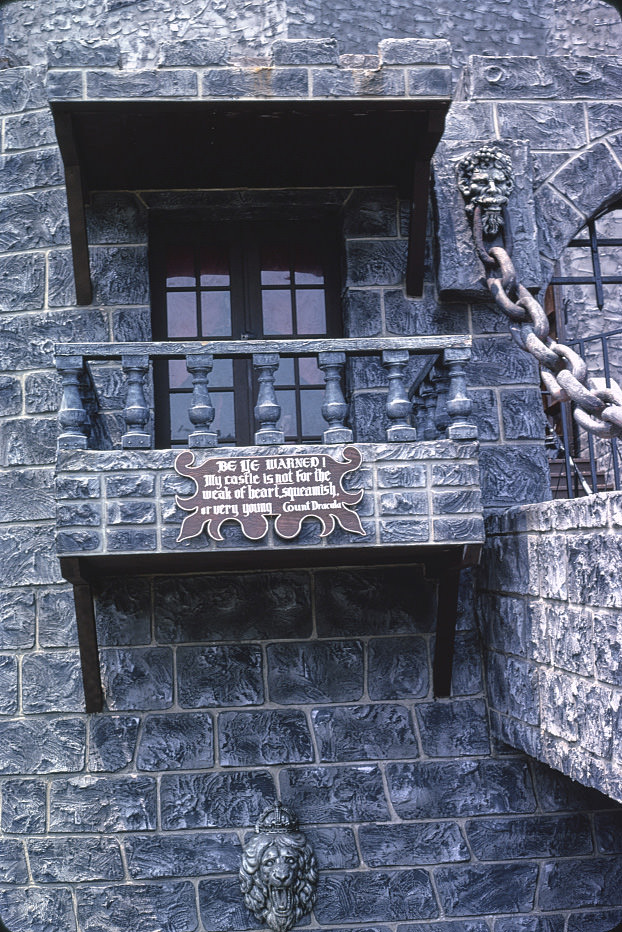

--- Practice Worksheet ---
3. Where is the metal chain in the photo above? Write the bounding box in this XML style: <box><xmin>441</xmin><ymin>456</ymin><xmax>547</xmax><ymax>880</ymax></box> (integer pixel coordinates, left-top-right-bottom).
<box><xmin>472</xmin><ymin>205</ymin><xmax>622</xmax><ymax>440</ymax></box>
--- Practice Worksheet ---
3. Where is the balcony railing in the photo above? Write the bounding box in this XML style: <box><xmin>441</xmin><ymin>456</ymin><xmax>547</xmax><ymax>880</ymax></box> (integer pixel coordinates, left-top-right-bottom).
<box><xmin>54</xmin><ymin>337</ymin><xmax>475</xmax><ymax>450</ymax></box>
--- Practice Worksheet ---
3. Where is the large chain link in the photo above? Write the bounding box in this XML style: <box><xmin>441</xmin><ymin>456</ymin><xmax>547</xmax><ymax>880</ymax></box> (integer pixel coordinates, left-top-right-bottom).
<box><xmin>473</xmin><ymin>205</ymin><xmax>622</xmax><ymax>440</ymax></box>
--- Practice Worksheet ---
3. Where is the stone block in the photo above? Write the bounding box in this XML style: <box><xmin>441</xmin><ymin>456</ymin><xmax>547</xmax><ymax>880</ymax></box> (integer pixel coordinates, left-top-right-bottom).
<box><xmin>0</xmin><ymin>66</ymin><xmax>47</xmax><ymax>113</ymax></box>
<box><xmin>107</xmin><ymin>528</ymin><xmax>157</xmax><ymax>552</ymax></box>
<box><xmin>594</xmin><ymin>812</ymin><xmax>622</xmax><ymax>853</ymax></box>
<box><xmin>316</xmin><ymin>870</ymin><xmax>438</xmax><ymax>923</ymax></box>
<box><xmin>0</xmin><ymin>307</ymin><xmax>108</xmax><ymax>370</ymax></box>
<box><xmin>0</xmin><ymin>889</ymin><xmax>77</xmax><ymax>932</ymax></box>
<box><xmin>451</xmin><ymin>631</ymin><xmax>484</xmax><ymax>696</ymax></box>
<box><xmin>465</xmin><ymin>55</ymin><xmax>622</xmax><ymax>100</ymax></box>
<box><xmin>531</xmin><ymin>759</ymin><xmax>612</xmax><ymax>812</ymax></box>
<box><xmin>435</xmin><ymin>862</ymin><xmax>538</xmax><ymax>915</ymax></box>
<box><xmin>0</xmin><ymin>839</ymin><xmax>27</xmax><ymax>883</ymax></box>
<box><xmin>125</xmin><ymin>832</ymin><xmax>241</xmax><ymax>878</ymax></box>
<box><xmin>433</xmin><ymin>490</ymin><xmax>482</xmax><ymax>514</ymax></box>
<box><xmin>137</xmin><ymin>712</ymin><xmax>214</xmax><ymax>770</ymax></box>
<box><xmin>0</xmin><ymin>252</ymin><xmax>45</xmax><ymax>311</ymax></box>
<box><xmin>272</xmin><ymin>38</ymin><xmax>339</xmax><ymax>65</ymax></box>
<box><xmin>343</xmin><ymin>288</ymin><xmax>383</xmax><ymax>337</ymax></box>
<box><xmin>305</xmin><ymin>827</ymin><xmax>359</xmax><ymax>869</ymax></box>
<box><xmin>219</xmin><ymin>709</ymin><xmax>313</xmax><ymax>766</ymax></box>
<box><xmin>467</xmin><ymin>814</ymin><xmax>592</xmax><ymax>860</ymax></box>
<box><xmin>368</xmin><ymin>636</ymin><xmax>429</xmax><ymax>700</ymax></box>
<box><xmin>479</xmin><ymin>445</ymin><xmax>550</xmax><ymax>510</ymax></box>
<box><xmin>28</xmin><ymin>837</ymin><xmax>124</xmax><ymax>882</ymax></box>
<box><xmin>161</xmin><ymin>771</ymin><xmax>276</xmax><ymax>829</ymax></box>
<box><xmin>0</xmin><ymin>587</ymin><xmax>35</xmax><ymax>648</ymax></box>
<box><xmin>49</xmin><ymin>775</ymin><xmax>156</xmax><ymax>832</ymax></box>
<box><xmin>0</xmin><ymin>719</ymin><xmax>85</xmax><ymax>774</ymax></box>
<box><xmin>550</xmin><ymin>606</ymin><xmax>593</xmax><ymax>676</ymax></box>
<box><xmin>94</xmin><ymin>577</ymin><xmax>151</xmax><ymax>646</ymax></box>
<box><xmin>107</xmin><ymin>501</ymin><xmax>157</xmax><ymax>524</ymax></box>
<box><xmin>501</xmin><ymin>389</ymin><xmax>546</xmax><ymax>440</ymax></box>
<box><xmin>434</xmin><ymin>139</ymin><xmax>541</xmax><ymax>298</ymax></box>
<box><xmin>380</xmin><ymin>491</ymin><xmax>428</xmax><ymax>515</ymax></box>
<box><xmin>100</xmin><ymin>648</ymin><xmax>173</xmax><ymax>711</ymax></box>
<box><xmin>177</xmin><ymin>644</ymin><xmax>263</xmax><ymax>708</ymax></box>
<box><xmin>431</xmin><ymin>463</ymin><xmax>480</xmax><ymax>487</ymax></box>
<box><xmin>346</xmin><ymin>240</ymin><xmax>408</xmax><ymax>286</ymax></box>
<box><xmin>106</xmin><ymin>475</ymin><xmax>155</xmax><ymax>497</ymax></box>
<box><xmin>112</xmin><ymin>306</ymin><xmax>152</xmax><ymax>341</ymax></box>
<box><xmin>416</xmin><ymin>699</ymin><xmax>491</xmax><ymax>756</ymax></box>
<box><xmin>45</xmin><ymin>69</ymin><xmax>84</xmax><ymax>99</ymax></box>
<box><xmin>594</xmin><ymin>609</ymin><xmax>622</xmax><ymax>686</ymax></box>
<box><xmin>89</xmin><ymin>715</ymin><xmax>140</xmax><ymax>772</ymax></box>
<box><xmin>487</xmin><ymin>652</ymin><xmax>540</xmax><ymax>727</ymax></box>
<box><xmin>86</xmin><ymin>191</ymin><xmax>147</xmax><ymax>245</ymax></box>
<box><xmin>0</xmin><ymin>525</ymin><xmax>62</xmax><ymax>585</ymax></box>
<box><xmin>552</xmin><ymin>141</ymin><xmax>622</xmax><ymax>223</ymax></box>
<box><xmin>159</xmin><ymin>39</ymin><xmax>229</xmax><ymax>66</ymax></box>
<box><xmin>442</xmin><ymin>102</ymin><xmax>496</xmax><ymax>142</ymax></box>
<box><xmin>198</xmin><ymin>877</ymin><xmax>256</xmax><ymax>931</ymax></box>
<box><xmin>312</xmin><ymin>703</ymin><xmax>419</xmax><ymax>761</ymax></box>
<box><xmin>378</xmin><ymin>464</ymin><xmax>427</xmax><ymax>488</ymax></box>
<box><xmin>359</xmin><ymin>822</ymin><xmax>469</xmax><ymax>866</ymax></box>
<box><xmin>202</xmin><ymin>67</ymin><xmax>257</xmax><ymax>97</ymax></box>
<box><xmin>25</xmin><ymin>371</ymin><xmax>62</xmax><ymax>414</ymax></box>
<box><xmin>0</xmin><ymin>148</ymin><xmax>64</xmax><ymax>194</ymax></box>
<box><xmin>350</xmin><ymin>392</ymin><xmax>388</xmax><ymax>442</ymax></box>
<box><xmin>539</xmin><ymin>856</ymin><xmax>622</xmax><ymax>909</ymax></box>
<box><xmin>47</xmin><ymin>39</ymin><xmax>120</xmax><ymax>67</ymax></box>
<box><xmin>384</xmin><ymin>288</ymin><xmax>468</xmax><ymax>336</ymax></box>
<box><xmin>56</xmin><ymin>476</ymin><xmax>101</xmax><ymax>500</ymax></box>
<box><xmin>90</xmin><ymin>245</ymin><xmax>149</xmax><ymax>305</ymax></box>
<box><xmin>22</xmin><ymin>650</ymin><xmax>85</xmax><ymax>713</ymax></box>
<box><xmin>386</xmin><ymin>760</ymin><xmax>536</xmax><ymax>818</ymax></box>
<box><xmin>434</xmin><ymin>517</ymin><xmax>485</xmax><ymax>543</ymax></box>
<box><xmin>379</xmin><ymin>516</ymin><xmax>431</xmax><ymax>543</ymax></box>
<box><xmin>343</xmin><ymin>188</ymin><xmax>398</xmax><ymax>236</ymax></box>
<box><xmin>468</xmin><ymin>337</ymin><xmax>538</xmax><ymax>386</ymax></box>
<box><xmin>280</xmin><ymin>765</ymin><xmax>390</xmax><ymax>822</ymax></box>
<box><xmin>2</xmin><ymin>779</ymin><xmax>46</xmax><ymax>836</ymax></box>
<box><xmin>47</xmin><ymin>248</ymin><xmax>76</xmax><ymax>307</ymax></box>
<box><xmin>407</xmin><ymin>66</ymin><xmax>451</xmax><ymax>96</ymax></box>
<box><xmin>534</xmin><ymin>182</ymin><xmax>586</xmax><ymax>262</ymax></box>
<box><xmin>87</xmin><ymin>69</ymin><xmax>198</xmax><ymax>98</ymax></box>
<box><xmin>566</xmin><ymin>912</ymin><xmax>622</xmax><ymax>932</ymax></box>
<box><xmin>0</xmin><ymin>416</ymin><xmax>58</xmax><ymax>466</ymax></box>
<box><xmin>379</xmin><ymin>39</ymin><xmax>450</xmax><ymax>65</ymax></box>
<box><xmin>4</xmin><ymin>109</ymin><xmax>56</xmax><ymax>150</ymax></box>
<box><xmin>154</xmin><ymin>571</ymin><xmax>312</xmax><ymax>642</ymax></box>
<box><xmin>567</xmin><ymin>534</ymin><xmax>622</xmax><ymax>609</ymax></box>
<box><xmin>497</xmin><ymin>102</ymin><xmax>587</xmax><ymax>149</ymax></box>
<box><xmin>76</xmin><ymin>883</ymin><xmax>197</xmax><ymax>932</ymax></box>
<box><xmin>315</xmin><ymin>566</ymin><xmax>435</xmax><ymax>636</ymax></box>
<box><xmin>57</xmin><ymin>502</ymin><xmax>102</xmax><ymax>527</ymax></box>
<box><xmin>0</xmin><ymin>375</ymin><xmax>22</xmax><ymax>414</ymax></box>
<box><xmin>495</xmin><ymin>919</ymin><xmax>564</xmax><ymax>932</ymax></box>
<box><xmin>266</xmin><ymin>640</ymin><xmax>364</xmax><ymax>703</ymax></box>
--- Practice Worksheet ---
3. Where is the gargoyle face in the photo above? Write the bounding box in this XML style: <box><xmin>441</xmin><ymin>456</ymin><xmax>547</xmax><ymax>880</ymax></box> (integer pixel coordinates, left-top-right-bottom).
<box><xmin>465</xmin><ymin>163</ymin><xmax>513</xmax><ymax>234</ymax></box>
<box><xmin>259</xmin><ymin>843</ymin><xmax>300</xmax><ymax>932</ymax></box>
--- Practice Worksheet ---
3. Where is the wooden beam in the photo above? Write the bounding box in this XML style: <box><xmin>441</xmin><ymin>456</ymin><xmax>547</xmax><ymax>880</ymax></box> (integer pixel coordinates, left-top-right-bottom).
<box><xmin>52</xmin><ymin>111</ymin><xmax>93</xmax><ymax>306</ymax></box>
<box><xmin>60</xmin><ymin>557</ymin><xmax>103</xmax><ymax>712</ymax></box>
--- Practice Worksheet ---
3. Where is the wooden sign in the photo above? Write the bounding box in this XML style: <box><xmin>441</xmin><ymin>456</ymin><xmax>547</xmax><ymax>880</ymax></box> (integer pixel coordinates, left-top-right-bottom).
<box><xmin>174</xmin><ymin>446</ymin><xmax>365</xmax><ymax>542</ymax></box>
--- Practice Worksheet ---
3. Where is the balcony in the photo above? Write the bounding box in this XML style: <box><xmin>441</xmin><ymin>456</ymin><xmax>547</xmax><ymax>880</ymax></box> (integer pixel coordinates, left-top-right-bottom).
<box><xmin>54</xmin><ymin>336</ymin><xmax>484</xmax><ymax>709</ymax></box>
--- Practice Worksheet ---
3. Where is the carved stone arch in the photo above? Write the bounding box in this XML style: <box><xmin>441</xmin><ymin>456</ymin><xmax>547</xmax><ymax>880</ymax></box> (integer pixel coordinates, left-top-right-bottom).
<box><xmin>534</xmin><ymin>132</ymin><xmax>622</xmax><ymax>289</ymax></box>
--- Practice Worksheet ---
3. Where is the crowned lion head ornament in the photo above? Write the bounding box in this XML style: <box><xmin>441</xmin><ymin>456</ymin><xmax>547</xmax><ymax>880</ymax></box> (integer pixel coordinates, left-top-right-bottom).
<box><xmin>240</xmin><ymin>803</ymin><xmax>318</xmax><ymax>932</ymax></box>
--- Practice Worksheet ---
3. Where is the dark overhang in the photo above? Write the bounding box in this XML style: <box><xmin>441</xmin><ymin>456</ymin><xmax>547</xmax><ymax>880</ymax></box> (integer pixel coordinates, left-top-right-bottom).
<box><xmin>51</xmin><ymin>97</ymin><xmax>450</xmax><ymax>304</ymax></box>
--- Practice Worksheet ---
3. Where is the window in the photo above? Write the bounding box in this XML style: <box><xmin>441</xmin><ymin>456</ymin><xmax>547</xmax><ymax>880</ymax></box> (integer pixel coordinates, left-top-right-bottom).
<box><xmin>149</xmin><ymin>216</ymin><xmax>342</xmax><ymax>448</ymax></box>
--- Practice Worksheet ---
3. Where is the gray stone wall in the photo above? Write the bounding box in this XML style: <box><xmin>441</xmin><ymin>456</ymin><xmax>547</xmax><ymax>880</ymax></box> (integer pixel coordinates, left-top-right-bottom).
<box><xmin>3</xmin><ymin>563</ymin><xmax>622</xmax><ymax>931</ymax></box>
<box><xmin>479</xmin><ymin>492</ymin><xmax>622</xmax><ymax>805</ymax></box>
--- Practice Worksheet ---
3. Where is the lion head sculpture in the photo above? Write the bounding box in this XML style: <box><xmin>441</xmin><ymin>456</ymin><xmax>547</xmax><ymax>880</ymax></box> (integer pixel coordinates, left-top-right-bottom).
<box><xmin>240</xmin><ymin>803</ymin><xmax>318</xmax><ymax>932</ymax></box>
<box><xmin>456</xmin><ymin>144</ymin><xmax>514</xmax><ymax>236</ymax></box>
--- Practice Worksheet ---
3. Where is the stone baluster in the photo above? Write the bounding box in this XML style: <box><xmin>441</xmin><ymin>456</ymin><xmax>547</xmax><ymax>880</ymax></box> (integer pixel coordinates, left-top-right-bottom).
<box><xmin>186</xmin><ymin>353</ymin><xmax>217</xmax><ymax>447</ymax></box>
<box><xmin>253</xmin><ymin>353</ymin><xmax>284</xmax><ymax>445</ymax></box>
<box><xmin>432</xmin><ymin>364</ymin><xmax>451</xmax><ymax>435</ymax></box>
<box><xmin>318</xmin><ymin>351</ymin><xmax>352</xmax><ymax>443</ymax></box>
<box><xmin>381</xmin><ymin>349</ymin><xmax>417</xmax><ymax>441</ymax></box>
<box><xmin>443</xmin><ymin>347</ymin><xmax>477</xmax><ymax>440</ymax></box>
<box><xmin>419</xmin><ymin>376</ymin><xmax>439</xmax><ymax>441</ymax></box>
<box><xmin>122</xmin><ymin>355</ymin><xmax>151</xmax><ymax>449</ymax></box>
<box><xmin>57</xmin><ymin>355</ymin><xmax>88</xmax><ymax>449</ymax></box>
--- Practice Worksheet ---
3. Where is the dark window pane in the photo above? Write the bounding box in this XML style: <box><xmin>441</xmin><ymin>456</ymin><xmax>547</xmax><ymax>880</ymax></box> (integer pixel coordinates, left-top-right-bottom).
<box><xmin>261</xmin><ymin>245</ymin><xmax>291</xmax><ymax>285</ymax></box>
<box><xmin>300</xmin><ymin>389</ymin><xmax>326</xmax><ymax>438</ymax></box>
<box><xmin>210</xmin><ymin>358</ymin><xmax>234</xmax><ymax>388</ymax></box>
<box><xmin>295</xmin><ymin>244</ymin><xmax>324</xmax><ymax>284</ymax></box>
<box><xmin>201</xmin><ymin>291</ymin><xmax>232</xmax><ymax>337</ymax></box>
<box><xmin>166</xmin><ymin>246</ymin><xmax>195</xmax><ymax>287</ymax></box>
<box><xmin>262</xmin><ymin>290</ymin><xmax>293</xmax><ymax>335</ymax></box>
<box><xmin>199</xmin><ymin>245</ymin><xmax>230</xmax><ymax>286</ymax></box>
<box><xmin>168</xmin><ymin>359</ymin><xmax>192</xmax><ymax>389</ymax></box>
<box><xmin>213</xmin><ymin>392</ymin><xmax>236</xmax><ymax>443</ymax></box>
<box><xmin>296</xmin><ymin>289</ymin><xmax>326</xmax><ymax>334</ymax></box>
<box><xmin>275</xmin><ymin>357</ymin><xmax>295</xmax><ymax>384</ymax></box>
<box><xmin>276</xmin><ymin>389</ymin><xmax>298</xmax><ymax>439</ymax></box>
<box><xmin>170</xmin><ymin>392</ymin><xmax>192</xmax><ymax>443</ymax></box>
<box><xmin>167</xmin><ymin>292</ymin><xmax>198</xmax><ymax>337</ymax></box>
<box><xmin>298</xmin><ymin>356</ymin><xmax>323</xmax><ymax>385</ymax></box>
